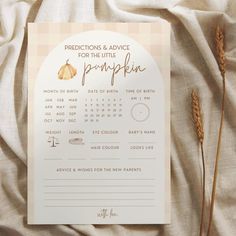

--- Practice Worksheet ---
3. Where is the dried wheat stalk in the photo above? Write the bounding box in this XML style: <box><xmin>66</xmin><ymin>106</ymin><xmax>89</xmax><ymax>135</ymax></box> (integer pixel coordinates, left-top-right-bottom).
<box><xmin>207</xmin><ymin>26</ymin><xmax>226</xmax><ymax>236</ymax></box>
<box><xmin>215</xmin><ymin>26</ymin><xmax>226</xmax><ymax>77</ymax></box>
<box><xmin>191</xmin><ymin>90</ymin><xmax>206</xmax><ymax>236</ymax></box>
<box><xmin>192</xmin><ymin>90</ymin><xmax>204</xmax><ymax>144</ymax></box>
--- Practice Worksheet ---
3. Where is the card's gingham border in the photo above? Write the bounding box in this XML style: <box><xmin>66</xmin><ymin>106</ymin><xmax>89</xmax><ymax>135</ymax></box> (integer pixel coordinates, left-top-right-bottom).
<box><xmin>28</xmin><ymin>22</ymin><xmax>170</xmax><ymax>224</ymax></box>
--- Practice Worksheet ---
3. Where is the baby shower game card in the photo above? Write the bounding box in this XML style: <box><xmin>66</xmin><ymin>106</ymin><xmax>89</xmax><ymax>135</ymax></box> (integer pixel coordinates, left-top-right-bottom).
<box><xmin>28</xmin><ymin>22</ymin><xmax>170</xmax><ymax>224</ymax></box>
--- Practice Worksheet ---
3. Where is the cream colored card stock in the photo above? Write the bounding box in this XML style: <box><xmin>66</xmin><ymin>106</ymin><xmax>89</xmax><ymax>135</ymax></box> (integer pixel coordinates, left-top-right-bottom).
<box><xmin>28</xmin><ymin>22</ymin><xmax>170</xmax><ymax>224</ymax></box>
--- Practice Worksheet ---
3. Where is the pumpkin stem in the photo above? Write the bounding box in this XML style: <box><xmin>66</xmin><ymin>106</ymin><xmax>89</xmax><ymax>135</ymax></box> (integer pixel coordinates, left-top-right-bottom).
<box><xmin>66</xmin><ymin>59</ymin><xmax>69</xmax><ymax>64</ymax></box>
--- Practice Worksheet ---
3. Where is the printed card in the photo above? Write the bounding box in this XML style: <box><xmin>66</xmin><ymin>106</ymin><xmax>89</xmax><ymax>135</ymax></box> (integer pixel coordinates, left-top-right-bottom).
<box><xmin>28</xmin><ymin>22</ymin><xmax>170</xmax><ymax>224</ymax></box>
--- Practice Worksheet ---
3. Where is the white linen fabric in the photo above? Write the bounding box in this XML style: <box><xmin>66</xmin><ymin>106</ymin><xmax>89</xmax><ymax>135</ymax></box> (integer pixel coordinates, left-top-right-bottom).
<box><xmin>0</xmin><ymin>0</ymin><xmax>235</xmax><ymax>235</ymax></box>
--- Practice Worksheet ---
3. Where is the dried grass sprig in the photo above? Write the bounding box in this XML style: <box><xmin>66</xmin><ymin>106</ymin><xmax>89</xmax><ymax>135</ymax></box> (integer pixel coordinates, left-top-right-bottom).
<box><xmin>192</xmin><ymin>91</ymin><xmax>204</xmax><ymax>144</ymax></box>
<box><xmin>191</xmin><ymin>90</ymin><xmax>206</xmax><ymax>236</ymax></box>
<box><xmin>215</xmin><ymin>26</ymin><xmax>226</xmax><ymax>77</ymax></box>
<box><xmin>207</xmin><ymin>26</ymin><xmax>226</xmax><ymax>236</ymax></box>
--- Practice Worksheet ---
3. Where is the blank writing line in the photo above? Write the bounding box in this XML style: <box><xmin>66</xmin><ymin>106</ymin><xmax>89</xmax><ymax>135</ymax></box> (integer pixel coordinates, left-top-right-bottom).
<box><xmin>44</xmin><ymin>192</ymin><xmax>155</xmax><ymax>194</ymax></box>
<box><xmin>44</xmin><ymin>185</ymin><xmax>155</xmax><ymax>187</ymax></box>
<box><xmin>44</xmin><ymin>198</ymin><xmax>155</xmax><ymax>201</ymax></box>
<box><xmin>44</xmin><ymin>178</ymin><xmax>155</xmax><ymax>181</ymax></box>
<box><xmin>91</xmin><ymin>158</ymin><xmax>120</xmax><ymax>160</ymax></box>
<box><xmin>44</xmin><ymin>205</ymin><xmax>156</xmax><ymax>208</ymax></box>
<box><xmin>128</xmin><ymin>158</ymin><xmax>156</xmax><ymax>160</ymax></box>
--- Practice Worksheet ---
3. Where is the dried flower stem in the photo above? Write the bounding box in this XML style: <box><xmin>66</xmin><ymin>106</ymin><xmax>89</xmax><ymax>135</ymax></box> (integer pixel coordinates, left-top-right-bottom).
<box><xmin>200</xmin><ymin>143</ymin><xmax>206</xmax><ymax>236</ymax></box>
<box><xmin>191</xmin><ymin>90</ymin><xmax>206</xmax><ymax>236</ymax></box>
<box><xmin>192</xmin><ymin>91</ymin><xmax>204</xmax><ymax>143</ymax></box>
<box><xmin>207</xmin><ymin>26</ymin><xmax>226</xmax><ymax>236</ymax></box>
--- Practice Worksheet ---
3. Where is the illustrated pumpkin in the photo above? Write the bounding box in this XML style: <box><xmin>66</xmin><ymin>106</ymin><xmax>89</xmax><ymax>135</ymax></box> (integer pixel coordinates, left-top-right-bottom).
<box><xmin>58</xmin><ymin>60</ymin><xmax>77</xmax><ymax>80</ymax></box>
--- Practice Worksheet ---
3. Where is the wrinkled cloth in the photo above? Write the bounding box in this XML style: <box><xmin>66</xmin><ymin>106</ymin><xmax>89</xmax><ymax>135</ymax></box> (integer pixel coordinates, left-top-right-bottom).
<box><xmin>0</xmin><ymin>0</ymin><xmax>236</xmax><ymax>235</ymax></box>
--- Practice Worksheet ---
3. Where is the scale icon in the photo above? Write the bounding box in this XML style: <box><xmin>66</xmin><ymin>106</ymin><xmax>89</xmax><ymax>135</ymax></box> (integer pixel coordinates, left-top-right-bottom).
<box><xmin>48</xmin><ymin>136</ymin><xmax>59</xmax><ymax>147</ymax></box>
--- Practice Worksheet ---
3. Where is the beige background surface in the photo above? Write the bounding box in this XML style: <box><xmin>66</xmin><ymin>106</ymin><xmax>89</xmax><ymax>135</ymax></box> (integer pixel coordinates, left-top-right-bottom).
<box><xmin>0</xmin><ymin>0</ymin><xmax>235</xmax><ymax>235</ymax></box>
